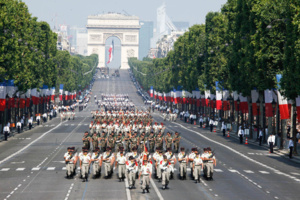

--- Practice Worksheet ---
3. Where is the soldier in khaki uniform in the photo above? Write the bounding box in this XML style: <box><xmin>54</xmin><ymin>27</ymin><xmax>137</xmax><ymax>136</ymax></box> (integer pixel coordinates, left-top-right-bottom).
<box><xmin>107</xmin><ymin>133</ymin><xmax>115</xmax><ymax>151</ymax></box>
<box><xmin>82</xmin><ymin>131</ymin><xmax>91</xmax><ymax>150</ymax></box>
<box><xmin>155</xmin><ymin>132</ymin><xmax>164</xmax><ymax>150</ymax></box>
<box><xmin>91</xmin><ymin>132</ymin><xmax>100</xmax><ymax>150</ymax></box>
<box><xmin>123</xmin><ymin>131</ymin><xmax>131</xmax><ymax>152</ymax></box>
<box><xmin>99</xmin><ymin>132</ymin><xmax>107</xmax><ymax>152</ymax></box>
<box><xmin>148</xmin><ymin>132</ymin><xmax>155</xmax><ymax>153</ymax></box>
<box><xmin>165</xmin><ymin>132</ymin><xmax>173</xmax><ymax>150</ymax></box>
<box><xmin>115</xmin><ymin>133</ymin><xmax>123</xmax><ymax>152</ymax></box>
<box><xmin>101</xmin><ymin>147</ymin><xmax>115</xmax><ymax>178</ymax></box>
<box><xmin>173</xmin><ymin>132</ymin><xmax>181</xmax><ymax>153</ymax></box>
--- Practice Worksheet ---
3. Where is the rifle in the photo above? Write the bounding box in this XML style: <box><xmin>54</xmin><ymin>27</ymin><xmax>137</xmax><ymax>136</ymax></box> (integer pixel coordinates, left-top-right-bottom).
<box><xmin>208</xmin><ymin>150</ymin><xmax>215</xmax><ymax>159</ymax></box>
<box><xmin>92</xmin><ymin>152</ymin><xmax>101</xmax><ymax>165</ymax></box>
<box><xmin>65</xmin><ymin>148</ymin><xmax>78</xmax><ymax>164</ymax></box>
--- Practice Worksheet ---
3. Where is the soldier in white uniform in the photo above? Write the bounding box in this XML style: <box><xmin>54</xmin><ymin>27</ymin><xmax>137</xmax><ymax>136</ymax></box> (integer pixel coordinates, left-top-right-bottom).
<box><xmin>160</xmin><ymin>155</ymin><xmax>171</xmax><ymax>190</ymax></box>
<box><xmin>155</xmin><ymin>151</ymin><xmax>164</xmax><ymax>182</ymax></box>
<box><xmin>139</xmin><ymin>159</ymin><xmax>152</xmax><ymax>194</ymax></box>
<box><xmin>201</xmin><ymin>147</ymin><xmax>216</xmax><ymax>180</ymax></box>
<box><xmin>65</xmin><ymin>147</ymin><xmax>77</xmax><ymax>179</ymax></box>
<box><xmin>177</xmin><ymin>147</ymin><xmax>188</xmax><ymax>180</ymax></box>
<box><xmin>165</xmin><ymin>148</ymin><xmax>176</xmax><ymax>179</ymax></box>
<box><xmin>91</xmin><ymin>147</ymin><xmax>101</xmax><ymax>179</ymax></box>
<box><xmin>80</xmin><ymin>150</ymin><xmax>91</xmax><ymax>182</ymax></box>
<box><xmin>36</xmin><ymin>115</ymin><xmax>41</xmax><ymax>125</ymax></box>
<box><xmin>126</xmin><ymin>156</ymin><xmax>138</xmax><ymax>189</ymax></box>
<box><xmin>189</xmin><ymin>148</ymin><xmax>197</xmax><ymax>179</ymax></box>
<box><xmin>193</xmin><ymin>152</ymin><xmax>203</xmax><ymax>183</ymax></box>
<box><xmin>101</xmin><ymin>147</ymin><xmax>115</xmax><ymax>178</ymax></box>
<box><xmin>115</xmin><ymin>151</ymin><xmax>127</xmax><ymax>181</ymax></box>
<box><xmin>28</xmin><ymin>117</ymin><xmax>33</xmax><ymax>130</ymax></box>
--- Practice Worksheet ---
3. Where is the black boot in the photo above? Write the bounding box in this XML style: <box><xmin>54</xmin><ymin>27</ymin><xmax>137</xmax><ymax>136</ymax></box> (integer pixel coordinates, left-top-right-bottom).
<box><xmin>146</xmin><ymin>188</ymin><xmax>149</xmax><ymax>193</ymax></box>
<box><xmin>119</xmin><ymin>178</ymin><xmax>122</xmax><ymax>182</ymax></box>
<box><xmin>142</xmin><ymin>189</ymin><xmax>145</xmax><ymax>194</ymax></box>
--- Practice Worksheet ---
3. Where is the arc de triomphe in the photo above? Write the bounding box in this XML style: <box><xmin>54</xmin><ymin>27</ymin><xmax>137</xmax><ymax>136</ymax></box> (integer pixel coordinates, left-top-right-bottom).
<box><xmin>87</xmin><ymin>13</ymin><xmax>140</xmax><ymax>69</ymax></box>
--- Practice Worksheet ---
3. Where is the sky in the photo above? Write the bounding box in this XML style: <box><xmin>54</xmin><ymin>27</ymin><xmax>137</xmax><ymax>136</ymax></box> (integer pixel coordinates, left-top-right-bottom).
<box><xmin>22</xmin><ymin>0</ymin><xmax>228</xmax><ymax>29</ymax></box>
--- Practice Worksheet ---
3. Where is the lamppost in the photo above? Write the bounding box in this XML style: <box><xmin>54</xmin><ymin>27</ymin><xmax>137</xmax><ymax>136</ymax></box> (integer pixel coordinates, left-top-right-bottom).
<box><xmin>228</xmin><ymin>95</ymin><xmax>234</xmax><ymax>124</ymax></box>
<box><xmin>272</xmin><ymin>99</ymin><xmax>276</xmax><ymax>135</ymax></box>
<box><xmin>256</xmin><ymin>98</ymin><xmax>260</xmax><ymax>139</ymax></box>
<box><xmin>237</xmin><ymin>97</ymin><xmax>240</xmax><ymax>133</ymax></box>
<box><xmin>213</xmin><ymin>98</ymin><xmax>216</xmax><ymax>120</ymax></box>
<box><xmin>207</xmin><ymin>96</ymin><xmax>211</xmax><ymax>122</ymax></box>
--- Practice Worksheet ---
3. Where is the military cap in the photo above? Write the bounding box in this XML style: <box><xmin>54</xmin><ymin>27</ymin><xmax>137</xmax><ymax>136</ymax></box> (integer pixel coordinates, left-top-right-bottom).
<box><xmin>129</xmin><ymin>156</ymin><xmax>134</xmax><ymax>160</ymax></box>
<box><xmin>180</xmin><ymin>147</ymin><xmax>185</xmax><ymax>151</ymax></box>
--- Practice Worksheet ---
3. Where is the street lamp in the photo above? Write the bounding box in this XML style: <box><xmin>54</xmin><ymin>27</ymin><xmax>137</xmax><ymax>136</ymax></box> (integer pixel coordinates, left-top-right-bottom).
<box><xmin>213</xmin><ymin>98</ymin><xmax>216</xmax><ymax>120</ymax></box>
<box><xmin>227</xmin><ymin>95</ymin><xmax>234</xmax><ymax>124</ymax></box>
<box><xmin>237</xmin><ymin>97</ymin><xmax>240</xmax><ymax>132</ymax></box>
<box><xmin>272</xmin><ymin>99</ymin><xmax>276</xmax><ymax>136</ymax></box>
<box><xmin>207</xmin><ymin>96</ymin><xmax>211</xmax><ymax>121</ymax></box>
<box><xmin>256</xmin><ymin>98</ymin><xmax>260</xmax><ymax>139</ymax></box>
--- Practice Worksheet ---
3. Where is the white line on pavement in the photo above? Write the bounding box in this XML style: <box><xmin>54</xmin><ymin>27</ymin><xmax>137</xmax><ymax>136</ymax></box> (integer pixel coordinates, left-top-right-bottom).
<box><xmin>0</xmin><ymin>121</ymin><xmax>66</xmax><ymax>165</ymax></box>
<box><xmin>172</xmin><ymin>121</ymin><xmax>300</xmax><ymax>183</ymax></box>
<box><xmin>150</xmin><ymin>178</ymin><xmax>164</xmax><ymax>200</ymax></box>
<box><xmin>124</xmin><ymin>174</ymin><xmax>131</xmax><ymax>200</ymax></box>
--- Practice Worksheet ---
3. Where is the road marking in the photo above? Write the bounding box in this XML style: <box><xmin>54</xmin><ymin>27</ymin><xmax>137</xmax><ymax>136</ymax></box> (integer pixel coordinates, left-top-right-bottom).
<box><xmin>45</xmin><ymin>125</ymin><xmax>49</xmax><ymax>127</ymax></box>
<box><xmin>11</xmin><ymin>161</ymin><xmax>25</xmax><ymax>164</ymax></box>
<box><xmin>291</xmin><ymin>172</ymin><xmax>300</xmax><ymax>176</ymax></box>
<box><xmin>16</xmin><ymin>168</ymin><xmax>25</xmax><ymax>171</ymax></box>
<box><xmin>259</xmin><ymin>171</ymin><xmax>270</xmax><ymax>174</ymax></box>
<box><xmin>214</xmin><ymin>169</ymin><xmax>223</xmax><ymax>172</ymax></box>
<box><xmin>248</xmin><ymin>153</ymin><xmax>255</xmax><ymax>155</ymax></box>
<box><xmin>46</xmin><ymin>167</ymin><xmax>55</xmax><ymax>170</ymax></box>
<box><xmin>150</xmin><ymin>178</ymin><xmax>164</xmax><ymax>200</ymax></box>
<box><xmin>37</xmin><ymin>157</ymin><xmax>48</xmax><ymax>168</ymax></box>
<box><xmin>0</xmin><ymin>168</ymin><xmax>10</xmax><ymax>171</ymax></box>
<box><xmin>0</xmin><ymin>121</ymin><xmax>66</xmax><ymax>165</ymax></box>
<box><xmin>172</xmin><ymin>121</ymin><xmax>300</xmax><ymax>183</ymax></box>
<box><xmin>31</xmin><ymin>167</ymin><xmax>40</xmax><ymax>171</ymax></box>
<box><xmin>228</xmin><ymin>169</ymin><xmax>238</xmax><ymax>173</ymax></box>
<box><xmin>64</xmin><ymin>183</ymin><xmax>74</xmax><ymax>200</ymax></box>
<box><xmin>244</xmin><ymin>170</ymin><xmax>254</xmax><ymax>173</ymax></box>
<box><xmin>71</xmin><ymin>124</ymin><xmax>74</xmax><ymax>126</ymax></box>
<box><xmin>124</xmin><ymin>174</ymin><xmax>131</xmax><ymax>200</ymax></box>
<box><xmin>62</xmin><ymin>167</ymin><xmax>66</xmax><ymax>170</ymax></box>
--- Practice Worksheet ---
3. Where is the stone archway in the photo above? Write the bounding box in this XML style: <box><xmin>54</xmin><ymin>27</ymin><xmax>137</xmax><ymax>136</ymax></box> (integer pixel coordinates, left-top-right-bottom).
<box><xmin>87</xmin><ymin>13</ymin><xmax>140</xmax><ymax>69</ymax></box>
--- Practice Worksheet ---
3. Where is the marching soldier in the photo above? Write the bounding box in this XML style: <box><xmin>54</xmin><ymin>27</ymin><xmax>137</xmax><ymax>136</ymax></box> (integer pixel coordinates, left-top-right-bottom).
<box><xmin>115</xmin><ymin>133</ymin><xmax>123</xmax><ymax>152</ymax></box>
<box><xmin>80</xmin><ymin>150</ymin><xmax>91</xmax><ymax>182</ymax></box>
<box><xmin>123</xmin><ymin>131</ymin><xmax>131</xmax><ymax>152</ymax></box>
<box><xmin>99</xmin><ymin>132</ymin><xmax>107</xmax><ymax>152</ymax></box>
<box><xmin>129</xmin><ymin>132</ymin><xmax>138</xmax><ymax>151</ymax></box>
<box><xmin>160</xmin><ymin>155</ymin><xmax>171</xmax><ymax>190</ymax></box>
<box><xmin>148</xmin><ymin>132</ymin><xmax>155</xmax><ymax>153</ymax></box>
<box><xmin>36</xmin><ymin>114</ymin><xmax>41</xmax><ymax>125</ymax></box>
<box><xmin>82</xmin><ymin>131</ymin><xmax>91</xmax><ymax>150</ymax></box>
<box><xmin>173</xmin><ymin>132</ymin><xmax>181</xmax><ymax>153</ymax></box>
<box><xmin>178</xmin><ymin>147</ymin><xmax>188</xmax><ymax>180</ymax></box>
<box><xmin>155</xmin><ymin>132</ymin><xmax>164</xmax><ymax>151</ymax></box>
<box><xmin>106</xmin><ymin>133</ymin><xmax>115</xmax><ymax>151</ymax></box>
<box><xmin>193</xmin><ymin>151</ymin><xmax>203</xmax><ymax>183</ymax></box>
<box><xmin>64</xmin><ymin>147</ymin><xmax>76</xmax><ymax>179</ymax></box>
<box><xmin>201</xmin><ymin>147</ymin><xmax>216</xmax><ymax>180</ymax></box>
<box><xmin>91</xmin><ymin>147</ymin><xmax>101</xmax><ymax>179</ymax></box>
<box><xmin>139</xmin><ymin>159</ymin><xmax>152</xmax><ymax>194</ymax></box>
<box><xmin>91</xmin><ymin>132</ymin><xmax>100</xmax><ymax>150</ymax></box>
<box><xmin>199</xmin><ymin>116</ymin><xmax>203</xmax><ymax>128</ymax></box>
<box><xmin>101</xmin><ymin>147</ymin><xmax>115</xmax><ymax>179</ymax></box>
<box><xmin>165</xmin><ymin>148</ymin><xmax>176</xmax><ymax>179</ymax></box>
<box><xmin>115</xmin><ymin>151</ymin><xmax>127</xmax><ymax>181</ymax></box>
<box><xmin>155</xmin><ymin>150</ymin><xmax>164</xmax><ymax>182</ymax></box>
<box><xmin>126</xmin><ymin>156</ymin><xmax>138</xmax><ymax>189</ymax></box>
<box><xmin>189</xmin><ymin>148</ymin><xmax>196</xmax><ymax>179</ymax></box>
<box><xmin>165</xmin><ymin>132</ymin><xmax>173</xmax><ymax>150</ymax></box>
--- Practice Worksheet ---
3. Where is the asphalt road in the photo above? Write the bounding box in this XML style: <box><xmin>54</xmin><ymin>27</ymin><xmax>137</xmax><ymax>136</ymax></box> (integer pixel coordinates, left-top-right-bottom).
<box><xmin>0</xmin><ymin>69</ymin><xmax>299</xmax><ymax>200</ymax></box>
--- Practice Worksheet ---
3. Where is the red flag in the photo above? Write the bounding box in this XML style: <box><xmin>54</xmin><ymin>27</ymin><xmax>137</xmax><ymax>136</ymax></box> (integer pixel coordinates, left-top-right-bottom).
<box><xmin>277</xmin><ymin>91</ymin><xmax>289</xmax><ymax>120</ymax></box>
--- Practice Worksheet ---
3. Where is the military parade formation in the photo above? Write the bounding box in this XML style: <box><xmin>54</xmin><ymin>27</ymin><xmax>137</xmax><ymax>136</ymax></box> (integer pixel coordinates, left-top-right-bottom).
<box><xmin>64</xmin><ymin>94</ymin><xmax>216</xmax><ymax>193</ymax></box>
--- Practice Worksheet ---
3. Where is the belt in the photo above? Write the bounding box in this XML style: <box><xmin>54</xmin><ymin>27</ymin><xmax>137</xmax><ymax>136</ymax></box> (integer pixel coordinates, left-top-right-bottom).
<box><xmin>203</xmin><ymin>161</ymin><xmax>208</xmax><ymax>163</ymax></box>
<box><xmin>142</xmin><ymin>174</ymin><xmax>149</xmax><ymax>176</ymax></box>
<box><xmin>118</xmin><ymin>164</ymin><xmax>125</xmax><ymax>165</ymax></box>
<box><xmin>195</xmin><ymin>165</ymin><xmax>201</xmax><ymax>166</ymax></box>
<box><xmin>83</xmin><ymin>163</ymin><xmax>89</xmax><ymax>164</ymax></box>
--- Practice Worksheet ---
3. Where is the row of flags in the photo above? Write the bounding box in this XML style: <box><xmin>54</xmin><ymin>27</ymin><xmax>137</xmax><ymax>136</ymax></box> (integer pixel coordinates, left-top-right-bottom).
<box><xmin>0</xmin><ymin>81</ymin><xmax>77</xmax><ymax>112</ymax></box>
<box><xmin>149</xmin><ymin>84</ymin><xmax>300</xmax><ymax>122</ymax></box>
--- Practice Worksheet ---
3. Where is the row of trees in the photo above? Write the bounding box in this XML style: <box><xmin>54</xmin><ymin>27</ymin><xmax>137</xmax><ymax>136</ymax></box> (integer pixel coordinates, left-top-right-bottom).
<box><xmin>129</xmin><ymin>0</ymin><xmax>300</xmax><ymax>148</ymax></box>
<box><xmin>0</xmin><ymin>0</ymin><xmax>97</xmax><ymax>94</ymax></box>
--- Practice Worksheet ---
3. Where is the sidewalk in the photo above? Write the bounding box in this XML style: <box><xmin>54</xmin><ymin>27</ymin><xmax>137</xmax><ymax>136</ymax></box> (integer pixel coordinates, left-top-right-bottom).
<box><xmin>155</xmin><ymin>111</ymin><xmax>300</xmax><ymax>164</ymax></box>
<box><xmin>185</xmin><ymin>118</ymin><xmax>300</xmax><ymax>164</ymax></box>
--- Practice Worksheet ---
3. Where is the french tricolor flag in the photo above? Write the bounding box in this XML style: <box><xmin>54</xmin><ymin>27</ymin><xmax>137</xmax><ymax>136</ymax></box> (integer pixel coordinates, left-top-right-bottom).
<box><xmin>276</xmin><ymin>74</ymin><xmax>290</xmax><ymax>120</ymax></box>
<box><xmin>107</xmin><ymin>40</ymin><xmax>114</xmax><ymax>64</ymax></box>
<box><xmin>264</xmin><ymin>90</ymin><xmax>277</xmax><ymax>117</ymax></box>
<box><xmin>222</xmin><ymin>90</ymin><xmax>230</xmax><ymax>111</ymax></box>
<box><xmin>50</xmin><ymin>87</ymin><xmax>55</xmax><ymax>101</ymax></box>
<box><xmin>150</xmin><ymin>86</ymin><xmax>153</xmax><ymax>98</ymax></box>
<box><xmin>182</xmin><ymin>90</ymin><xmax>187</xmax><ymax>104</ymax></box>
<box><xmin>296</xmin><ymin>96</ymin><xmax>300</xmax><ymax>122</ymax></box>
<box><xmin>26</xmin><ymin>89</ymin><xmax>31</xmax><ymax>108</ymax></box>
<box><xmin>251</xmin><ymin>90</ymin><xmax>259</xmax><ymax>116</ymax></box>
<box><xmin>31</xmin><ymin>88</ymin><xmax>39</xmax><ymax>105</ymax></box>
<box><xmin>175</xmin><ymin>90</ymin><xmax>182</xmax><ymax>104</ymax></box>
<box><xmin>7</xmin><ymin>80</ymin><xmax>16</xmax><ymax>109</ymax></box>
<box><xmin>205</xmin><ymin>91</ymin><xmax>210</xmax><ymax>107</ymax></box>
<box><xmin>0</xmin><ymin>82</ymin><xmax>6</xmax><ymax>111</ymax></box>
<box><xmin>239</xmin><ymin>94</ymin><xmax>248</xmax><ymax>113</ymax></box>
<box><xmin>59</xmin><ymin>84</ymin><xmax>64</xmax><ymax>101</ymax></box>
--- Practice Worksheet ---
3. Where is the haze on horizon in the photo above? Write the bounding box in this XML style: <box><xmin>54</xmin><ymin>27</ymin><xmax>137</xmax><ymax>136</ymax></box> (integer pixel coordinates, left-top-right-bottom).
<box><xmin>21</xmin><ymin>0</ymin><xmax>227</xmax><ymax>28</ymax></box>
